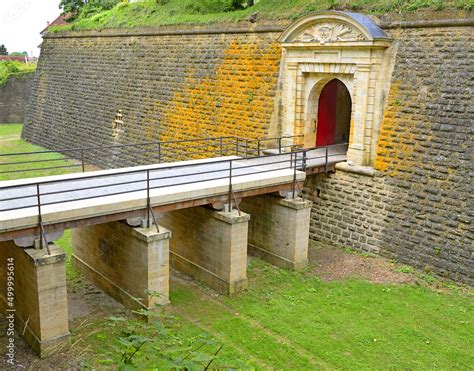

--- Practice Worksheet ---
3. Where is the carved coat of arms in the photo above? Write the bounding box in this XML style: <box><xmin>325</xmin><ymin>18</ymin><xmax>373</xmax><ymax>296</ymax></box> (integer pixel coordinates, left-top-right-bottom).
<box><xmin>294</xmin><ymin>22</ymin><xmax>365</xmax><ymax>44</ymax></box>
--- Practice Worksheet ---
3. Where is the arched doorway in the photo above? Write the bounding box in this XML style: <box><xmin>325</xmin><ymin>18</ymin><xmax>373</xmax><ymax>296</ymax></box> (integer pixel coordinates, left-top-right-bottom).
<box><xmin>316</xmin><ymin>79</ymin><xmax>351</xmax><ymax>147</ymax></box>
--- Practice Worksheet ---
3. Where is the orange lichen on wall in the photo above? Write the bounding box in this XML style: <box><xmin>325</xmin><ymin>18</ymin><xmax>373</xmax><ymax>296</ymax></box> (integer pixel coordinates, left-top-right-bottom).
<box><xmin>374</xmin><ymin>82</ymin><xmax>415</xmax><ymax>176</ymax></box>
<box><xmin>348</xmin><ymin>118</ymin><xmax>355</xmax><ymax>146</ymax></box>
<box><xmin>159</xmin><ymin>39</ymin><xmax>281</xmax><ymax>151</ymax></box>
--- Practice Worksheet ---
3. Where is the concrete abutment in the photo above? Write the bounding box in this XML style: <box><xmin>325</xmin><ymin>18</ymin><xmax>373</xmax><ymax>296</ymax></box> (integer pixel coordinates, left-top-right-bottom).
<box><xmin>0</xmin><ymin>242</ymin><xmax>69</xmax><ymax>358</ymax></box>
<box><xmin>72</xmin><ymin>222</ymin><xmax>171</xmax><ymax>311</ymax></box>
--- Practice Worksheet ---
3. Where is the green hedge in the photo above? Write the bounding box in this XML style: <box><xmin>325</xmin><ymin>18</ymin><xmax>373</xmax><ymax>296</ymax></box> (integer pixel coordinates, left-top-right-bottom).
<box><xmin>0</xmin><ymin>61</ymin><xmax>36</xmax><ymax>87</ymax></box>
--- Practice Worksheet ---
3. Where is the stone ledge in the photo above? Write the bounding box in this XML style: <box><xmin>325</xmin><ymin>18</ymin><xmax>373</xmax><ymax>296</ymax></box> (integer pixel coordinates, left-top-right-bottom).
<box><xmin>277</xmin><ymin>197</ymin><xmax>313</xmax><ymax>210</ymax></box>
<box><xmin>45</xmin><ymin>23</ymin><xmax>286</xmax><ymax>39</ymax></box>
<box><xmin>24</xmin><ymin>244</ymin><xmax>66</xmax><ymax>267</ymax></box>
<box><xmin>213</xmin><ymin>210</ymin><xmax>251</xmax><ymax>224</ymax></box>
<box><xmin>132</xmin><ymin>225</ymin><xmax>172</xmax><ymax>242</ymax></box>
<box><xmin>335</xmin><ymin>162</ymin><xmax>376</xmax><ymax>177</ymax></box>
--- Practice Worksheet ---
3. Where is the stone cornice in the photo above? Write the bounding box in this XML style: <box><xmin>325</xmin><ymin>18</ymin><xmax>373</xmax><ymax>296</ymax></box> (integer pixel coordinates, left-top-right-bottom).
<box><xmin>43</xmin><ymin>18</ymin><xmax>473</xmax><ymax>40</ymax></box>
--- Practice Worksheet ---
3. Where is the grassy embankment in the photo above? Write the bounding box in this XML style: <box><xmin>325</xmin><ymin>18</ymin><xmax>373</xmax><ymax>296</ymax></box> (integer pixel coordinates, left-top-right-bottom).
<box><xmin>0</xmin><ymin>124</ymin><xmax>78</xmax><ymax>181</ymax></box>
<box><xmin>50</xmin><ymin>0</ymin><xmax>473</xmax><ymax>32</ymax></box>
<box><xmin>0</xmin><ymin>61</ymin><xmax>36</xmax><ymax>87</ymax></box>
<box><xmin>1</xmin><ymin>124</ymin><xmax>473</xmax><ymax>368</ymax></box>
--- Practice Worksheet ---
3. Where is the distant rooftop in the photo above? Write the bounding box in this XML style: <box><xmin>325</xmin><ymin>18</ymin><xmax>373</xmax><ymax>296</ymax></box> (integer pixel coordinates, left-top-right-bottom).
<box><xmin>41</xmin><ymin>15</ymin><xmax>70</xmax><ymax>35</ymax></box>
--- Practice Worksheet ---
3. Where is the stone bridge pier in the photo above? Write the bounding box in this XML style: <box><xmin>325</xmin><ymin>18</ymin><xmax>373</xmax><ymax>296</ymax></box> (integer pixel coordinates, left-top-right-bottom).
<box><xmin>159</xmin><ymin>195</ymin><xmax>312</xmax><ymax>294</ymax></box>
<box><xmin>0</xmin><ymin>241</ymin><xmax>69</xmax><ymax>357</ymax></box>
<box><xmin>240</xmin><ymin>195</ymin><xmax>312</xmax><ymax>270</ymax></box>
<box><xmin>0</xmin><ymin>194</ymin><xmax>312</xmax><ymax>357</ymax></box>
<box><xmin>160</xmin><ymin>207</ymin><xmax>250</xmax><ymax>295</ymax></box>
<box><xmin>72</xmin><ymin>222</ymin><xmax>171</xmax><ymax>311</ymax></box>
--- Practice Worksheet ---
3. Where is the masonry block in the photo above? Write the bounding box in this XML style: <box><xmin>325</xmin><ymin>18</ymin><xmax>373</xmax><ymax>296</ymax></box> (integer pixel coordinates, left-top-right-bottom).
<box><xmin>240</xmin><ymin>195</ymin><xmax>312</xmax><ymax>270</ymax></box>
<box><xmin>72</xmin><ymin>222</ymin><xmax>171</xmax><ymax>311</ymax></box>
<box><xmin>160</xmin><ymin>207</ymin><xmax>249</xmax><ymax>295</ymax></box>
<box><xmin>0</xmin><ymin>241</ymin><xmax>69</xmax><ymax>358</ymax></box>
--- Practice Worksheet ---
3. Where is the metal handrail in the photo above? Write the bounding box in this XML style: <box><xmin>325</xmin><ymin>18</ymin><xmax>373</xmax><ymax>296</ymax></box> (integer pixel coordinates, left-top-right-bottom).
<box><xmin>0</xmin><ymin>134</ymin><xmax>304</xmax><ymax>177</ymax></box>
<box><xmin>0</xmin><ymin>143</ymin><xmax>347</xmax><ymax>252</ymax></box>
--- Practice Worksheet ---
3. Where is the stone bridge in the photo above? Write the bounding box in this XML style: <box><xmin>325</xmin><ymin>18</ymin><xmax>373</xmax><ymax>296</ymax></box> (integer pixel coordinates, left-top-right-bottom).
<box><xmin>0</xmin><ymin>141</ymin><xmax>346</xmax><ymax>356</ymax></box>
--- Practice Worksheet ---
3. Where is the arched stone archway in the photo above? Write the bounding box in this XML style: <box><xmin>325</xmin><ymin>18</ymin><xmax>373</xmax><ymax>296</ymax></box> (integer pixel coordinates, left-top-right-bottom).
<box><xmin>278</xmin><ymin>11</ymin><xmax>394</xmax><ymax>166</ymax></box>
<box><xmin>307</xmin><ymin>78</ymin><xmax>352</xmax><ymax>147</ymax></box>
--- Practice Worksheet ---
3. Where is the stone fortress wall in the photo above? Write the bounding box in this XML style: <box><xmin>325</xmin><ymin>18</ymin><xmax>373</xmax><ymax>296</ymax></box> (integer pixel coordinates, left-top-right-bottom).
<box><xmin>0</xmin><ymin>72</ymin><xmax>35</xmax><ymax>123</ymax></box>
<box><xmin>22</xmin><ymin>24</ymin><xmax>283</xmax><ymax>167</ymax></box>
<box><xmin>22</xmin><ymin>12</ymin><xmax>473</xmax><ymax>284</ymax></box>
<box><xmin>306</xmin><ymin>22</ymin><xmax>473</xmax><ymax>284</ymax></box>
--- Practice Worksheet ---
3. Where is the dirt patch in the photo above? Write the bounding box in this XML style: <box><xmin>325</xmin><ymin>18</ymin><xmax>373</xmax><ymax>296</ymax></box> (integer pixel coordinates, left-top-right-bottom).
<box><xmin>309</xmin><ymin>244</ymin><xmax>414</xmax><ymax>284</ymax></box>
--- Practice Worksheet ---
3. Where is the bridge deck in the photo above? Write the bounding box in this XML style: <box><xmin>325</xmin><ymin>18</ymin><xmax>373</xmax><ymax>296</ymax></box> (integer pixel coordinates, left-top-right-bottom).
<box><xmin>0</xmin><ymin>148</ymin><xmax>346</xmax><ymax>241</ymax></box>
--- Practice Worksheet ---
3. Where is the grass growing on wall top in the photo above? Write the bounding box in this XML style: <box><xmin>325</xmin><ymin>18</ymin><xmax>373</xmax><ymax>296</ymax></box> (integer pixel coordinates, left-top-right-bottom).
<box><xmin>0</xmin><ymin>61</ymin><xmax>36</xmax><ymax>87</ymax></box>
<box><xmin>50</xmin><ymin>0</ymin><xmax>473</xmax><ymax>32</ymax></box>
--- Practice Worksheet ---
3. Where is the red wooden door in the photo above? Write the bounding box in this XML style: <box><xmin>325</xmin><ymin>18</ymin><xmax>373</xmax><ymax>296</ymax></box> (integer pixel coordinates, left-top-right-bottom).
<box><xmin>316</xmin><ymin>79</ymin><xmax>338</xmax><ymax>147</ymax></box>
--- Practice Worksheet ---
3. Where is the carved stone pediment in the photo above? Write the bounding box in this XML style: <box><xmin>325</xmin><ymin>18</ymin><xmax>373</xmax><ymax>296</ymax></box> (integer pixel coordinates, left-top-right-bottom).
<box><xmin>292</xmin><ymin>21</ymin><xmax>366</xmax><ymax>44</ymax></box>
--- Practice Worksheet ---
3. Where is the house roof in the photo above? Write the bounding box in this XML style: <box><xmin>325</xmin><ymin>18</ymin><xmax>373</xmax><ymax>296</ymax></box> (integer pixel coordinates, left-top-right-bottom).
<box><xmin>41</xmin><ymin>14</ymin><xmax>69</xmax><ymax>35</ymax></box>
<box><xmin>0</xmin><ymin>55</ymin><xmax>27</xmax><ymax>62</ymax></box>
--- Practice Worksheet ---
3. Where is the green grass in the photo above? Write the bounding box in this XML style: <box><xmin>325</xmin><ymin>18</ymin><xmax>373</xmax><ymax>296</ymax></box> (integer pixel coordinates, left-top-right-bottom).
<box><xmin>60</xmin><ymin>255</ymin><xmax>473</xmax><ymax>369</ymax></box>
<box><xmin>0</xmin><ymin>61</ymin><xmax>36</xmax><ymax>87</ymax></box>
<box><xmin>0</xmin><ymin>124</ymin><xmax>80</xmax><ymax>181</ymax></box>
<box><xmin>51</xmin><ymin>0</ymin><xmax>473</xmax><ymax>32</ymax></box>
<box><xmin>2</xmin><ymin>125</ymin><xmax>473</xmax><ymax>368</ymax></box>
<box><xmin>0</xmin><ymin>123</ymin><xmax>23</xmax><ymax>137</ymax></box>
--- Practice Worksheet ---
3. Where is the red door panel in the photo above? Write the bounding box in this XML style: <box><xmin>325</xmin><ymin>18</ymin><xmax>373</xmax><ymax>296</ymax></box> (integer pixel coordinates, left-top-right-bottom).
<box><xmin>316</xmin><ymin>79</ymin><xmax>338</xmax><ymax>147</ymax></box>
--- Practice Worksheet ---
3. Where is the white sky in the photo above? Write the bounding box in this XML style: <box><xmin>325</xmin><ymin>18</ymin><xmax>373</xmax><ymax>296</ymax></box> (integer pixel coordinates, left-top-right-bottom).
<box><xmin>0</xmin><ymin>0</ymin><xmax>61</xmax><ymax>57</ymax></box>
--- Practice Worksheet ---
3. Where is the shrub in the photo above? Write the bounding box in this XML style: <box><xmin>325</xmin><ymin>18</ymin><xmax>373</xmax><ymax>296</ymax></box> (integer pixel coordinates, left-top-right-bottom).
<box><xmin>0</xmin><ymin>61</ymin><xmax>36</xmax><ymax>86</ymax></box>
<box><xmin>185</xmin><ymin>0</ymin><xmax>247</xmax><ymax>14</ymax></box>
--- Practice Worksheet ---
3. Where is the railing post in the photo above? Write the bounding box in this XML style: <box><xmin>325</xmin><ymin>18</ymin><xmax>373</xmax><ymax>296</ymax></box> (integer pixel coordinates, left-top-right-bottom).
<box><xmin>303</xmin><ymin>150</ymin><xmax>307</xmax><ymax>172</ymax></box>
<box><xmin>146</xmin><ymin>170</ymin><xmax>151</xmax><ymax>228</ymax></box>
<box><xmin>292</xmin><ymin>152</ymin><xmax>297</xmax><ymax>199</ymax></box>
<box><xmin>278</xmin><ymin>138</ymin><xmax>282</xmax><ymax>154</ymax></box>
<box><xmin>219</xmin><ymin>137</ymin><xmax>223</xmax><ymax>156</ymax></box>
<box><xmin>245</xmin><ymin>139</ymin><xmax>249</xmax><ymax>158</ymax></box>
<box><xmin>157</xmin><ymin>143</ymin><xmax>161</xmax><ymax>164</ymax></box>
<box><xmin>36</xmin><ymin>183</ymin><xmax>51</xmax><ymax>255</ymax></box>
<box><xmin>325</xmin><ymin>146</ymin><xmax>329</xmax><ymax>174</ymax></box>
<box><xmin>257</xmin><ymin>140</ymin><xmax>261</xmax><ymax>157</ymax></box>
<box><xmin>81</xmin><ymin>149</ymin><xmax>85</xmax><ymax>172</ymax></box>
<box><xmin>36</xmin><ymin>184</ymin><xmax>43</xmax><ymax>249</ymax></box>
<box><xmin>235</xmin><ymin>138</ymin><xmax>239</xmax><ymax>157</ymax></box>
<box><xmin>228</xmin><ymin>160</ymin><xmax>233</xmax><ymax>212</ymax></box>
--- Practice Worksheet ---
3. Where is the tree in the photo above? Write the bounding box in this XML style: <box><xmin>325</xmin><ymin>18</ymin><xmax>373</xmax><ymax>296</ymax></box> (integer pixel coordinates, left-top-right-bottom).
<box><xmin>10</xmin><ymin>51</ymin><xmax>28</xmax><ymax>57</ymax></box>
<box><xmin>59</xmin><ymin>0</ymin><xmax>119</xmax><ymax>20</ymax></box>
<box><xmin>230</xmin><ymin>0</ymin><xmax>255</xmax><ymax>9</ymax></box>
<box><xmin>59</xmin><ymin>0</ymin><xmax>88</xmax><ymax>19</ymax></box>
<box><xmin>0</xmin><ymin>44</ymin><xmax>8</xmax><ymax>56</ymax></box>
